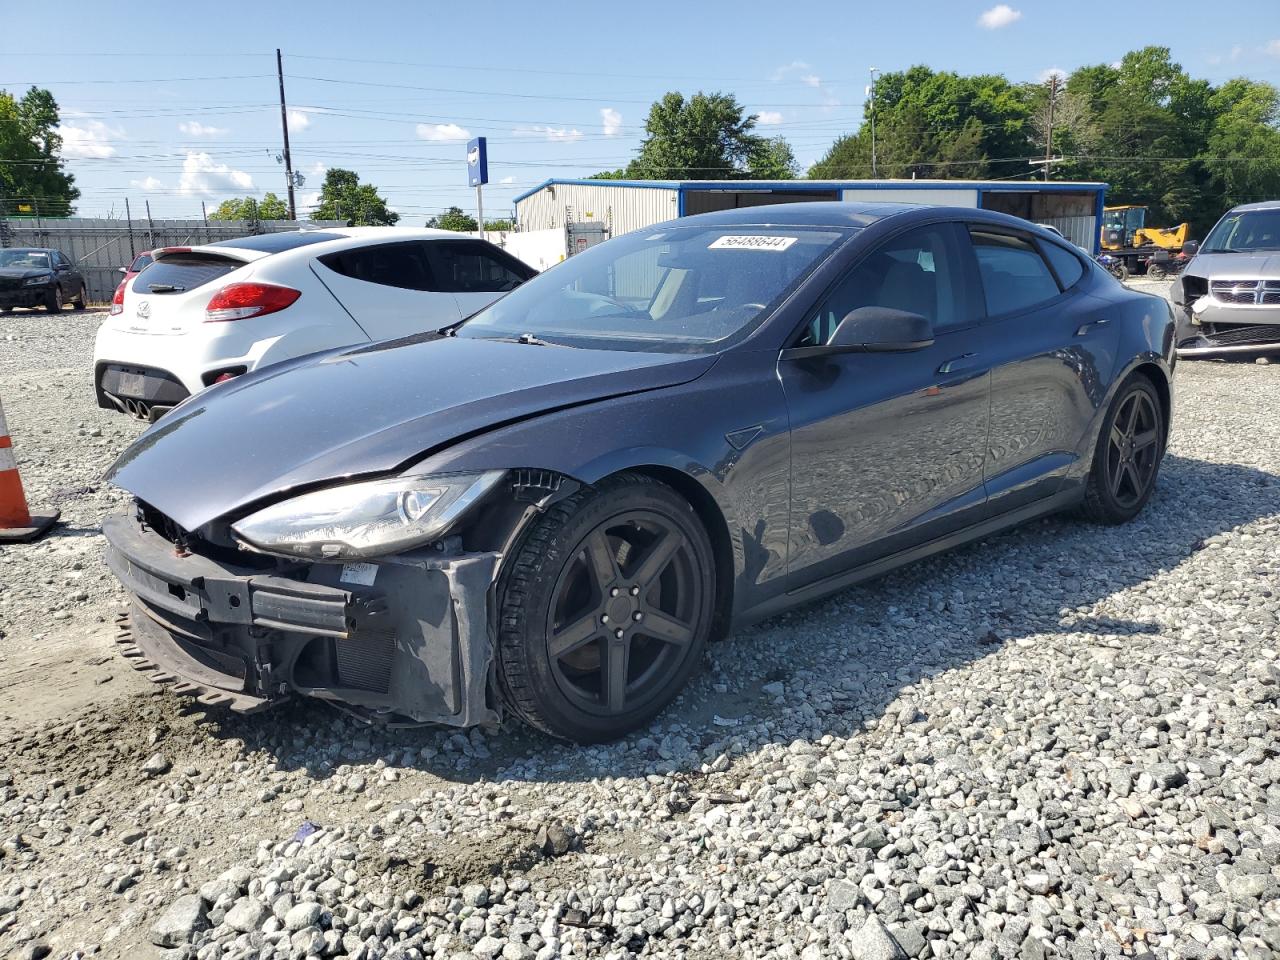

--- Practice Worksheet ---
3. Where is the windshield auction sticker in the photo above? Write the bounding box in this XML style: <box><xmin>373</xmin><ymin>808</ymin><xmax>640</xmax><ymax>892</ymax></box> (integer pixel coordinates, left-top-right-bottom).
<box><xmin>708</xmin><ymin>235</ymin><xmax>798</xmax><ymax>251</ymax></box>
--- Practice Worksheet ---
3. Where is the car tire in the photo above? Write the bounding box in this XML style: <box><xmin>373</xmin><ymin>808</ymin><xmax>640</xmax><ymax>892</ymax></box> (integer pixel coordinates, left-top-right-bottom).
<box><xmin>1147</xmin><ymin>263</ymin><xmax>1167</xmax><ymax>281</ymax></box>
<box><xmin>45</xmin><ymin>286</ymin><xmax>63</xmax><ymax>312</ymax></box>
<box><xmin>495</xmin><ymin>472</ymin><xmax>715</xmax><ymax>743</ymax></box>
<box><xmin>1079</xmin><ymin>375</ymin><xmax>1165</xmax><ymax>525</ymax></box>
<box><xmin>73</xmin><ymin>284</ymin><xmax>87</xmax><ymax>310</ymax></box>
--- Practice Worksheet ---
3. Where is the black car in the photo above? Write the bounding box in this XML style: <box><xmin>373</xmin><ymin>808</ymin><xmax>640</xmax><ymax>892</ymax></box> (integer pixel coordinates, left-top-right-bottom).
<box><xmin>0</xmin><ymin>247</ymin><xmax>88</xmax><ymax>312</ymax></box>
<box><xmin>102</xmin><ymin>203</ymin><xmax>1175</xmax><ymax>742</ymax></box>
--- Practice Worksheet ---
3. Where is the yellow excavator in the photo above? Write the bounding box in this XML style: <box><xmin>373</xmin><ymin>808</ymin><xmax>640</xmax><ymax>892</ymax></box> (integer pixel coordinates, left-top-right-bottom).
<box><xmin>1100</xmin><ymin>206</ymin><xmax>1192</xmax><ymax>277</ymax></box>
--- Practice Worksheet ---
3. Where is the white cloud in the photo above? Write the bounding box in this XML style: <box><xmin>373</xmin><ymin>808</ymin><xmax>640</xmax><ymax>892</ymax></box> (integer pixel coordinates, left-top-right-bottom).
<box><xmin>800</xmin><ymin>74</ymin><xmax>822</xmax><ymax>88</ymax></box>
<box><xmin>514</xmin><ymin>126</ymin><xmax>584</xmax><ymax>142</ymax></box>
<box><xmin>600</xmin><ymin>107</ymin><xmax>622</xmax><ymax>136</ymax></box>
<box><xmin>771</xmin><ymin>60</ymin><xmax>811</xmax><ymax>82</ymax></box>
<box><xmin>1265</xmin><ymin>39</ymin><xmax>1280</xmax><ymax>57</ymax></box>
<box><xmin>499</xmin><ymin>175</ymin><xmax>516</xmax><ymax>184</ymax></box>
<box><xmin>1037</xmin><ymin>67</ymin><xmax>1067</xmax><ymax>83</ymax></box>
<box><xmin>978</xmin><ymin>4</ymin><xmax>1022</xmax><ymax>28</ymax></box>
<box><xmin>177</xmin><ymin>151</ymin><xmax>254</xmax><ymax>197</ymax></box>
<box><xmin>756</xmin><ymin>111</ymin><xmax>784</xmax><ymax>126</ymax></box>
<box><xmin>416</xmin><ymin>122</ymin><xmax>471</xmax><ymax>142</ymax></box>
<box><xmin>130</xmin><ymin>176</ymin><xmax>163</xmax><ymax>191</ymax></box>
<box><xmin>287</xmin><ymin>109</ymin><xmax>311</xmax><ymax>131</ymax></box>
<box><xmin>56</xmin><ymin>120</ymin><xmax>121</xmax><ymax>159</ymax></box>
<box><xmin>177</xmin><ymin>120</ymin><xmax>227</xmax><ymax>137</ymax></box>
<box><xmin>297</xmin><ymin>190</ymin><xmax>321</xmax><ymax>216</ymax></box>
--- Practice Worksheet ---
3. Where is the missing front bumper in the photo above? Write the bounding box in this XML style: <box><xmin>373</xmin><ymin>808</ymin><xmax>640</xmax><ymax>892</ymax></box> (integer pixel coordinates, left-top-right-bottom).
<box><xmin>102</xmin><ymin>512</ymin><xmax>501</xmax><ymax>727</ymax></box>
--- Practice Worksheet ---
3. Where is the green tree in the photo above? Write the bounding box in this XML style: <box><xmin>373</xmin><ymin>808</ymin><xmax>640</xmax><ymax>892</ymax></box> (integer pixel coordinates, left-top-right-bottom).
<box><xmin>208</xmin><ymin>192</ymin><xmax>289</xmax><ymax>221</ymax></box>
<box><xmin>0</xmin><ymin>86</ymin><xmax>79</xmax><ymax>217</ymax></box>
<box><xmin>426</xmin><ymin>206</ymin><xmax>477</xmax><ymax>231</ymax></box>
<box><xmin>616</xmin><ymin>92</ymin><xmax>796</xmax><ymax>179</ymax></box>
<box><xmin>313</xmin><ymin>168</ymin><xmax>399</xmax><ymax>226</ymax></box>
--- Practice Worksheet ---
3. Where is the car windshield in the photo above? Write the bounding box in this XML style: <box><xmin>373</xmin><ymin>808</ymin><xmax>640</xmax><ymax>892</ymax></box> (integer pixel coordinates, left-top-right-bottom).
<box><xmin>0</xmin><ymin>250</ymin><xmax>51</xmax><ymax>270</ymax></box>
<box><xmin>1201</xmin><ymin>210</ymin><xmax>1280</xmax><ymax>253</ymax></box>
<box><xmin>457</xmin><ymin>224</ymin><xmax>849</xmax><ymax>352</ymax></box>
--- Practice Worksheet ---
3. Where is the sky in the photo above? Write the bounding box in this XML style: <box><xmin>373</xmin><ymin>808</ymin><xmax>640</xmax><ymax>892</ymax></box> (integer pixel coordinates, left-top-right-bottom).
<box><xmin>4</xmin><ymin>0</ymin><xmax>1279</xmax><ymax>224</ymax></box>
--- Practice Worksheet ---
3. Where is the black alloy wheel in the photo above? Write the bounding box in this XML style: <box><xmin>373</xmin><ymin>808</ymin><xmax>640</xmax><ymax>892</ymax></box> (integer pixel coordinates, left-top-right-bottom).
<box><xmin>1081</xmin><ymin>376</ymin><xmax>1164</xmax><ymax>524</ymax></box>
<box><xmin>45</xmin><ymin>286</ymin><xmax>63</xmax><ymax>312</ymax></box>
<box><xmin>496</xmin><ymin>474</ymin><xmax>715</xmax><ymax>742</ymax></box>
<box><xmin>73</xmin><ymin>284</ymin><xmax>87</xmax><ymax>310</ymax></box>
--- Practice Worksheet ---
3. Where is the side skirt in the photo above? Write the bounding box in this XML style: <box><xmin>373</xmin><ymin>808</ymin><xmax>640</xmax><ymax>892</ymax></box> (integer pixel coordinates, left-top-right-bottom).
<box><xmin>737</xmin><ymin>488</ymin><xmax>1083</xmax><ymax>627</ymax></box>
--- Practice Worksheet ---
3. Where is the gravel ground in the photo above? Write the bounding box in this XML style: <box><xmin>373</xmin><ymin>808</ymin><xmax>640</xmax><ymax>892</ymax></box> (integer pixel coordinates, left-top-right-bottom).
<box><xmin>1</xmin><ymin>298</ymin><xmax>1279</xmax><ymax>960</ymax></box>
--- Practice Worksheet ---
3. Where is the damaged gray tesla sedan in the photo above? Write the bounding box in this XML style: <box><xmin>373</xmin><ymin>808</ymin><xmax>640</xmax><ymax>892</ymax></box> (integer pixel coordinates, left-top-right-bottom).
<box><xmin>103</xmin><ymin>202</ymin><xmax>1175</xmax><ymax>742</ymax></box>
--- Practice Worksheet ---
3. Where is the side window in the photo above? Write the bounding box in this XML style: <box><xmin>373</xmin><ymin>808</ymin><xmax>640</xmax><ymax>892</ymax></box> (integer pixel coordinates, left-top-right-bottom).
<box><xmin>319</xmin><ymin>242</ymin><xmax>436</xmax><ymax>292</ymax></box>
<box><xmin>798</xmin><ymin>223</ymin><xmax>966</xmax><ymax>346</ymax></box>
<box><xmin>969</xmin><ymin>230</ymin><xmax>1062</xmax><ymax>316</ymax></box>
<box><xmin>422</xmin><ymin>242</ymin><xmax>533</xmax><ymax>293</ymax></box>
<box><xmin>1040</xmin><ymin>241</ymin><xmax>1084</xmax><ymax>290</ymax></box>
<box><xmin>54</xmin><ymin>251</ymin><xmax>70</xmax><ymax>268</ymax></box>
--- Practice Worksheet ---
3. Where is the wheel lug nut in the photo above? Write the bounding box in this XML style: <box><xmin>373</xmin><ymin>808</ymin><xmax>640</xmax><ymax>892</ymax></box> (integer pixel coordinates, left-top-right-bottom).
<box><xmin>601</xmin><ymin>614</ymin><xmax>609</xmax><ymax>624</ymax></box>
<box><xmin>614</xmin><ymin>628</ymin><xmax>624</xmax><ymax>639</ymax></box>
<box><xmin>633</xmin><ymin>612</ymin><xmax>643</xmax><ymax>621</ymax></box>
<box><xmin>630</xmin><ymin>586</ymin><xmax>640</xmax><ymax>596</ymax></box>
<box><xmin>610</xmin><ymin>588</ymin><xmax>620</xmax><ymax>597</ymax></box>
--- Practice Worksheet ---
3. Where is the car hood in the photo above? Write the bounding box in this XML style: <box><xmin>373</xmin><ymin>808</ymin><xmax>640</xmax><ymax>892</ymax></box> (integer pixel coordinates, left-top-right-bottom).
<box><xmin>0</xmin><ymin>267</ymin><xmax>50</xmax><ymax>281</ymax></box>
<box><xmin>1187</xmin><ymin>251</ymin><xmax>1280</xmax><ymax>279</ymax></box>
<box><xmin>106</xmin><ymin>334</ymin><xmax>716</xmax><ymax>530</ymax></box>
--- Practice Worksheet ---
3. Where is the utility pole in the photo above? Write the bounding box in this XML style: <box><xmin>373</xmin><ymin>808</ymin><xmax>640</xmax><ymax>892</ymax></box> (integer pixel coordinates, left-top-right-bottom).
<box><xmin>201</xmin><ymin>200</ymin><xmax>211</xmax><ymax>242</ymax></box>
<box><xmin>124</xmin><ymin>197</ymin><xmax>136</xmax><ymax>257</ymax></box>
<box><xmin>1043</xmin><ymin>73</ymin><xmax>1060</xmax><ymax>182</ymax></box>
<box><xmin>276</xmin><ymin>48</ymin><xmax>297</xmax><ymax>220</ymax></box>
<box><xmin>144</xmin><ymin>199</ymin><xmax>155</xmax><ymax>249</ymax></box>
<box><xmin>868</xmin><ymin>67</ymin><xmax>880</xmax><ymax>179</ymax></box>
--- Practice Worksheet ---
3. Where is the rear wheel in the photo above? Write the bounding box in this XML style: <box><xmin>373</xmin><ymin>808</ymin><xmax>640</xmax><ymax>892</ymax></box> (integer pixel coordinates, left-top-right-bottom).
<box><xmin>496</xmin><ymin>473</ymin><xmax>715</xmax><ymax>742</ymax></box>
<box><xmin>73</xmin><ymin>284</ymin><xmax>87</xmax><ymax>310</ymax></box>
<box><xmin>1146</xmin><ymin>262</ymin><xmax>1167</xmax><ymax>281</ymax></box>
<box><xmin>1080</xmin><ymin>376</ymin><xmax>1164</xmax><ymax>524</ymax></box>
<box><xmin>45</xmin><ymin>286</ymin><xmax>63</xmax><ymax>312</ymax></box>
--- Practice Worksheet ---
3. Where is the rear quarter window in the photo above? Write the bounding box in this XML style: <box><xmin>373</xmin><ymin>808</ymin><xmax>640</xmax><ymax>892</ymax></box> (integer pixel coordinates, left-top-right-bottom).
<box><xmin>970</xmin><ymin>230</ymin><xmax>1062</xmax><ymax>316</ymax></box>
<box><xmin>134</xmin><ymin>254</ymin><xmax>240</xmax><ymax>294</ymax></box>
<box><xmin>1040</xmin><ymin>242</ymin><xmax>1085</xmax><ymax>290</ymax></box>
<box><xmin>423</xmin><ymin>241</ymin><xmax>535</xmax><ymax>293</ymax></box>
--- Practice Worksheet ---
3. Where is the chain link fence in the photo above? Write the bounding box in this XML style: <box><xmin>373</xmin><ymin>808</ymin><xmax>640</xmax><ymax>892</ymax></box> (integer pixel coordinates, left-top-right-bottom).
<box><xmin>0</xmin><ymin>217</ymin><xmax>344</xmax><ymax>303</ymax></box>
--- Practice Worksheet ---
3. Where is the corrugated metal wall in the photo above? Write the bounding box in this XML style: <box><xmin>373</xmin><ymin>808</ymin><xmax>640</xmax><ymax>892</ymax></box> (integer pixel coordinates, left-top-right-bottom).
<box><xmin>515</xmin><ymin>184</ymin><xmax>678</xmax><ymax>238</ymax></box>
<box><xmin>0</xmin><ymin>218</ymin><xmax>343</xmax><ymax>303</ymax></box>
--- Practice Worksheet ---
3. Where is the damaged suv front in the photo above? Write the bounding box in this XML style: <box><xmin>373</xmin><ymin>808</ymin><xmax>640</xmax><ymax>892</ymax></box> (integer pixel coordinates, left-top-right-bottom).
<box><xmin>1174</xmin><ymin>201</ymin><xmax>1280</xmax><ymax>359</ymax></box>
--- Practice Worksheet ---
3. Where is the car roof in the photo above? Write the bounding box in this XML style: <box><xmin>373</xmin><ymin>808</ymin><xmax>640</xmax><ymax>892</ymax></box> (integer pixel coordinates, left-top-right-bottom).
<box><xmin>5</xmin><ymin>247</ymin><xmax>56</xmax><ymax>254</ymax></box>
<box><xmin>1226</xmin><ymin>200</ymin><xmax>1280</xmax><ymax>213</ymax></box>
<box><xmin>668</xmin><ymin>201</ymin><xmax>1066</xmax><ymax>238</ymax></box>
<box><xmin>175</xmin><ymin>227</ymin><xmax>491</xmax><ymax>263</ymax></box>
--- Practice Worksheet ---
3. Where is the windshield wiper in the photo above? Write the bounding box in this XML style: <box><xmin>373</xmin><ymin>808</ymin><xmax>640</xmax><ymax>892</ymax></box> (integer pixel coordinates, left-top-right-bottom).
<box><xmin>147</xmin><ymin>283</ymin><xmax>184</xmax><ymax>293</ymax></box>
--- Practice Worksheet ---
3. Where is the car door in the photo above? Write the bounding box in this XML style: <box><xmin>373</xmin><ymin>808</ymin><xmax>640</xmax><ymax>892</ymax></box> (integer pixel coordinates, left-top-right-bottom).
<box><xmin>779</xmin><ymin>221</ymin><xmax>992</xmax><ymax>587</ymax></box>
<box><xmin>421</xmin><ymin>240</ymin><xmax>536</xmax><ymax>317</ymax></box>
<box><xmin>966</xmin><ymin>226</ymin><xmax>1121</xmax><ymax>513</ymax></box>
<box><xmin>311</xmin><ymin>240</ymin><xmax>463</xmax><ymax>341</ymax></box>
<box><xmin>54</xmin><ymin>251</ymin><xmax>78</xmax><ymax>293</ymax></box>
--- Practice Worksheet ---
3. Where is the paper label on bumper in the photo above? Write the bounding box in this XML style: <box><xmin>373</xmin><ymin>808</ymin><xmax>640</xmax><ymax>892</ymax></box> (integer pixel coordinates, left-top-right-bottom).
<box><xmin>340</xmin><ymin>562</ymin><xmax>378</xmax><ymax>586</ymax></box>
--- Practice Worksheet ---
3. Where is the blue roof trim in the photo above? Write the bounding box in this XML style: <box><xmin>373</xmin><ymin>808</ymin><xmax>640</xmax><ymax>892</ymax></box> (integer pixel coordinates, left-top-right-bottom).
<box><xmin>513</xmin><ymin>177</ymin><xmax>1109</xmax><ymax>206</ymax></box>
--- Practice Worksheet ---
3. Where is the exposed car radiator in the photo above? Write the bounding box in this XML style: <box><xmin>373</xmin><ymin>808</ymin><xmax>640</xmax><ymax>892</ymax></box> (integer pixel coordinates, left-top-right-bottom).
<box><xmin>335</xmin><ymin>630</ymin><xmax>396</xmax><ymax>692</ymax></box>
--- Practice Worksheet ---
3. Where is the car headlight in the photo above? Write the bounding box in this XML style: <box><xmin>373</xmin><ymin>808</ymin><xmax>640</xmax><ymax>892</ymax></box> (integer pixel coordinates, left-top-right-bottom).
<box><xmin>23</xmin><ymin>274</ymin><xmax>52</xmax><ymax>286</ymax></box>
<box><xmin>231</xmin><ymin>471</ymin><xmax>505</xmax><ymax>560</ymax></box>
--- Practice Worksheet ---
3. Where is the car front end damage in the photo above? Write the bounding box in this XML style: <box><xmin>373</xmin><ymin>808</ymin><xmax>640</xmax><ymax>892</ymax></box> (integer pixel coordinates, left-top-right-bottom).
<box><xmin>103</xmin><ymin>471</ymin><xmax>571</xmax><ymax>726</ymax></box>
<box><xmin>1174</xmin><ymin>273</ymin><xmax>1280</xmax><ymax>358</ymax></box>
<box><xmin>0</xmin><ymin>272</ymin><xmax>55</xmax><ymax>309</ymax></box>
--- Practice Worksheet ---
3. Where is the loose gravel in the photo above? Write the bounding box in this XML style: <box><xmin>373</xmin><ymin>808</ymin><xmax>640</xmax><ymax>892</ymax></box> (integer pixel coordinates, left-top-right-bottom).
<box><xmin>1</xmin><ymin>300</ymin><xmax>1279</xmax><ymax>960</ymax></box>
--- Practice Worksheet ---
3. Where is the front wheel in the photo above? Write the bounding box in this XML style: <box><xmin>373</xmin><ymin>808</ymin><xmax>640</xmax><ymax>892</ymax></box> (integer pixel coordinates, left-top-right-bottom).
<box><xmin>1079</xmin><ymin>376</ymin><xmax>1165</xmax><ymax>524</ymax></box>
<box><xmin>45</xmin><ymin>286</ymin><xmax>63</xmax><ymax>312</ymax></box>
<box><xmin>496</xmin><ymin>473</ymin><xmax>715</xmax><ymax>742</ymax></box>
<box><xmin>1146</xmin><ymin>262</ymin><xmax>1167</xmax><ymax>281</ymax></box>
<box><xmin>73</xmin><ymin>284</ymin><xmax>87</xmax><ymax>310</ymax></box>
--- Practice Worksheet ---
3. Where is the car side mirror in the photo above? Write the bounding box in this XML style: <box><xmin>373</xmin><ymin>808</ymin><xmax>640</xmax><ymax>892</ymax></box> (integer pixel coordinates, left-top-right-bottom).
<box><xmin>1182</xmin><ymin>240</ymin><xmax>1199</xmax><ymax>257</ymax></box>
<box><xmin>786</xmin><ymin>306</ymin><xmax>936</xmax><ymax>360</ymax></box>
<box><xmin>118</xmin><ymin>266</ymin><xmax>128</xmax><ymax>275</ymax></box>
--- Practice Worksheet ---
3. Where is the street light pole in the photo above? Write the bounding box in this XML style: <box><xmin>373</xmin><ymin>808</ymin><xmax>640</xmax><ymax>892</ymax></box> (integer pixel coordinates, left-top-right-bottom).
<box><xmin>869</xmin><ymin>67</ymin><xmax>880</xmax><ymax>179</ymax></box>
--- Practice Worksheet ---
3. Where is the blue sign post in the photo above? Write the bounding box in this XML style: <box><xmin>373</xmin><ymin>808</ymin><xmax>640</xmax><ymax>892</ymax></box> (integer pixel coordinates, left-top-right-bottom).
<box><xmin>467</xmin><ymin>137</ymin><xmax>488</xmax><ymax>237</ymax></box>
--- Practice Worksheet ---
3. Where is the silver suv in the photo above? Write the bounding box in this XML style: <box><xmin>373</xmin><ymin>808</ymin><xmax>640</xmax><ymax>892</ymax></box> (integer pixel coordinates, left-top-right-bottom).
<box><xmin>1173</xmin><ymin>201</ymin><xmax>1280</xmax><ymax>358</ymax></box>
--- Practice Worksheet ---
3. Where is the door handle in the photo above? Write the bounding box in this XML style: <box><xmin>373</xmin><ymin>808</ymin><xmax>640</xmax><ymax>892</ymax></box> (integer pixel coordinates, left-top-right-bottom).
<box><xmin>937</xmin><ymin>353</ymin><xmax>981</xmax><ymax>375</ymax></box>
<box><xmin>1075</xmin><ymin>318</ymin><xmax>1110</xmax><ymax>336</ymax></box>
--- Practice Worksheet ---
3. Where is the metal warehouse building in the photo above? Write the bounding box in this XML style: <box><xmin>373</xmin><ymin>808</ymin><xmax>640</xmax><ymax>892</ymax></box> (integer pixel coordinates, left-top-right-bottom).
<box><xmin>513</xmin><ymin>178</ymin><xmax>1108</xmax><ymax>253</ymax></box>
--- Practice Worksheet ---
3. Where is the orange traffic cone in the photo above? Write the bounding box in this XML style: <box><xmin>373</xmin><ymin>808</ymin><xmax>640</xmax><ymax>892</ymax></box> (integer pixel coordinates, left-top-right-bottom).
<box><xmin>0</xmin><ymin>396</ymin><xmax>59</xmax><ymax>543</ymax></box>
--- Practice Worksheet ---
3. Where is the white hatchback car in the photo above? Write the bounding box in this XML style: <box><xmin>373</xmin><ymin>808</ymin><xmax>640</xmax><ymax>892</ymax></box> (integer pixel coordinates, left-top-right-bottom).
<box><xmin>93</xmin><ymin>227</ymin><xmax>536</xmax><ymax>420</ymax></box>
